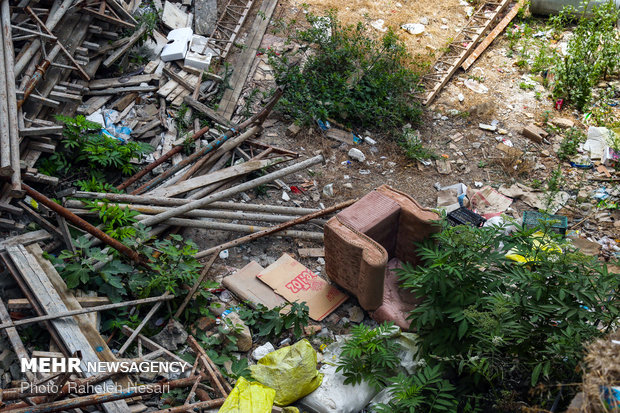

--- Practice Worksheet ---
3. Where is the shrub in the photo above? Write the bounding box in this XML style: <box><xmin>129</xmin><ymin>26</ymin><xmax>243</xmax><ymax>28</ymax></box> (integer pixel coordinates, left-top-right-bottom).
<box><xmin>397</xmin><ymin>220</ymin><xmax>620</xmax><ymax>410</ymax></box>
<box><xmin>550</xmin><ymin>1</ymin><xmax>620</xmax><ymax>110</ymax></box>
<box><xmin>39</xmin><ymin>115</ymin><xmax>152</xmax><ymax>177</ymax></box>
<box><xmin>268</xmin><ymin>12</ymin><xmax>422</xmax><ymax>136</ymax></box>
<box><xmin>557</xmin><ymin>127</ymin><xmax>586</xmax><ymax>161</ymax></box>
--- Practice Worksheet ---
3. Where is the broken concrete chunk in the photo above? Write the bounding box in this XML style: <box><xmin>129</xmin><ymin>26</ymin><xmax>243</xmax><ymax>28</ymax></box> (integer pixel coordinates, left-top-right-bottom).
<box><xmin>348</xmin><ymin>148</ymin><xmax>366</xmax><ymax>162</ymax></box>
<box><xmin>551</xmin><ymin>118</ymin><xmax>574</xmax><ymax>129</ymax></box>
<box><xmin>521</xmin><ymin>124</ymin><xmax>548</xmax><ymax>144</ymax></box>
<box><xmin>479</xmin><ymin>123</ymin><xmax>497</xmax><ymax>132</ymax></box>
<box><xmin>436</xmin><ymin>158</ymin><xmax>452</xmax><ymax>174</ymax></box>
<box><xmin>162</xmin><ymin>1</ymin><xmax>193</xmax><ymax>30</ymax></box>
<box><xmin>161</xmin><ymin>27</ymin><xmax>193</xmax><ymax>62</ymax></box>
<box><xmin>184</xmin><ymin>35</ymin><xmax>215</xmax><ymax>70</ymax></box>
<box><xmin>287</xmin><ymin>123</ymin><xmax>301</xmax><ymax>137</ymax></box>
<box><xmin>152</xmin><ymin>319</ymin><xmax>188</xmax><ymax>351</ymax></box>
<box><xmin>193</xmin><ymin>0</ymin><xmax>217</xmax><ymax>35</ymax></box>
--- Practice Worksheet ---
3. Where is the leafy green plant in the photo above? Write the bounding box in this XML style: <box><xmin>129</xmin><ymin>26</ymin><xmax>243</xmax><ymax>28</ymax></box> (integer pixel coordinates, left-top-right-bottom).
<box><xmin>45</xmin><ymin>236</ymin><xmax>132</xmax><ymax>302</ymax></box>
<box><xmin>268</xmin><ymin>12</ymin><xmax>422</xmax><ymax>135</ymax></box>
<box><xmin>76</xmin><ymin>174</ymin><xmax>123</xmax><ymax>193</ymax></box>
<box><xmin>557</xmin><ymin>127</ymin><xmax>586</xmax><ymax>161</ymax></box>
<box><xmin>397</xmin><ymin>220</ymin><xmax>620</xmax><ymax>410</ymax></box>
<box><xmin>238</xmin><ymin>301</ymin><xmax>309</xmax><ymax>339</ymax></box>
<box><xmin>84</xmin><ymin>200</ymin><xmax>140</xmax><ymax>241</ymax></box>
<box><xmin>519</xmin><ymin>81</ymin><xmax>535</xmax><ymax>91</ymax></box>
<box><xmin>399</xmin><ymin>129</ymin><xmax>435</xmax><ymax>162</ymax></box>
<box><xmin>335</xmin><ymin>322</ymin><xmax>401</xmax><ymax>390</ymax></box>
<box><xmin>550</xmin><ymin>1</ymin><xmax>620</xmax><ymax>110</ymax></box>
<box><xmin>375</xmin><ymin>367</ymin><xmax>458</xmax><ymax>413</ymax></box>
<box><xmin>39</xmin><ymin>115</ymin><xmax>152</xmax><ymax>177</ymax></box>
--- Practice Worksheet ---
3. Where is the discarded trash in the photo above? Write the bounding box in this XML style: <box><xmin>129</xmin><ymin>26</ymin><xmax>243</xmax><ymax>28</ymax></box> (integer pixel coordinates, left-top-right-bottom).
<box><xmin>250</xmin><ymin>339</ymin><xmax>323</xmax><ymax>406</ymax></box>
<box><xmin>161</xmin><ymin>27</ymin><xmax>193</xmax><ymax>62</ymax></box>
<box><xmin>323</xmin><ymin>184</ymin><xmax>335</xmax><ymax>197</ymax></box>
<box><xmin>479</xmin><ymin>123</ymin><xmax>497</xmax><ymax>132</ymax></box>
<box><xmin>219</xmin><ymin>249</ymin><xmax>229</xmax><ymax>259</ymax></box>
<box><xmin>370</xmin><ymin>19</ymin><xmax>388</xmax><ymax>32</ymax></box>
<box><xmin>219</xmin><ymin>376</ymin><xmax>276</xmax><ymax>413</ymax></box>
<box><xmin>522</xmin><ymin>210</ymin><xmax>568</xmax><ymax>236</ymax></box>
<box><xmin>253</xmin><ymin>342</ymin><xmax>276</xmax><ymax>361</ymax></box>
<box><xmin>447</xmin><ymin>207</ymin><xmax>486</xmax><ymax>227</ymax></box>
<box><xmin>282</xmin><ymin>191</ymin><xmax>291</xmax><ymax>202</ymax></box>
<box><xmin>401</xmin><ymin>23</ymin><xmax>425</xmax><ymax>35</ymax></box>
<box><xmin>364</xmin><ymin>136</ymin><xmax>377</xmax><ymax>145</ymax></box>
<box><xmin>464</xmin><ymin>78</ymin><xmax>488</xmax><ymax>94</ymax></box>
<box><xmin>348</xmin><ymin>148</ymin><xmax>366</xmax><ymax>162</ymax></box>
<box><xmin>256</xmin><ymin>254</ymin><xmax>347</xmax><ymax>321</ymax></box>
<box><xmin>584</xmin><ymin>126</ymin><xmax>612</xmax><ymax>160</ymax></box>
<box><xmin>469</xmin><ymin>186</ymin><xmax>513</xmax><ymax>218</ymax></box>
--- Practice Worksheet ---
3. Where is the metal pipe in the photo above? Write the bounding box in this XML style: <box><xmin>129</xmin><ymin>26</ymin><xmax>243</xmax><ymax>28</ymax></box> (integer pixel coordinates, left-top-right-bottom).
<box><xmin>22</xmin><ymin>184</ymin><xmax>146</xmax><ymax>264</ymax></box>
<box><xmin>117</xmin><ymin>87</ymin><xmax>283</xmax><ymax>191</ymax></box>
<box><xmin>70</xmin><ymin>193</ymin><xmax>322</xmax><ymax>214</ymax></box>
<box><xmin>195</xmin><ymin>199</ymin><xmax>354</xmax><ymax>258</ymax></box>
<box><xmin>67</xmin><ymin>204</ymin><xmax>328</xmax><ymax>224</ymax></box>
<box><xmin>132</xmin><ymin>125</ymin><xmax>262</xmax><ymax>195</ymax></box>
<box><xmin>134</xmin><ymin>214</ymin><xmax>324</xmax><ymax>239</ymax></box>
<box><xmin>0</xmin><ymin>4</ymin><xmax>10</xmax><ymax>172</ymax></box>
<box><xmin>139</xmin><ymin>155</ymin><xmax>324</xmax><ymax>227</ymax></box>
<box><xmin>2</xmin><ymin>0</ymin><xmax>22</xmax><ymax>191</ymax></box>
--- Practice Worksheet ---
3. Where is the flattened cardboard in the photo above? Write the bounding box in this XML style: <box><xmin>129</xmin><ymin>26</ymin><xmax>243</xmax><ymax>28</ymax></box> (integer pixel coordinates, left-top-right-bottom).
<box><xmin>256</xmin><ymin>254</ymin><xmax>347</xmax><ymax>321</ymax></box>
<box><xmin>222</xmin><ymin>261</ymin><xmax>286</xmax><ymax>309</ymax></box>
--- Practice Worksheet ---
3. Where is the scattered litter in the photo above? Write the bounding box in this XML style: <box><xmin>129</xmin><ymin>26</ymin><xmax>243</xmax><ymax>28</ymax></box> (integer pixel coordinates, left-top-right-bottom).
<box><xmin>401</xmin><ymin>23</ymin><xmax>425</xmax><ymax>35</ymax></box>
<box><xmin>370</xmin><ymin>19</ymin><xmax>388</xmax><ymax>32</ymax></box>
<box><xmin>323</xmin><ymin>183</ymin><xmax>335</xmax><ymax>197</ymax></box>
<box><xmin>219</xmin><ymin>377</ymin><xmax>276</xmax><ymax>413</ymax></box>
<box><xmin>282</xmin><ymin>191</ymin><xmax>291</xmax><ymax>202</ymax></box>
<box><xmin>464</xmin><ymin>79</ymin><xmax>488</xmax><ymax>94</ymax></box>
<box><xmin>252</xmin><ymin>342</ymin><xmax>276</xmax><ymax>361</ymax></box>
<box><xmin>348</xmin><ymin>148</ymin><xmax>366</xmax><ymax>162</ymax></box>
<box><xmin>219</xmin><ymin>249</ymin><xmax>229</xmax><ymax>259</ymax></box>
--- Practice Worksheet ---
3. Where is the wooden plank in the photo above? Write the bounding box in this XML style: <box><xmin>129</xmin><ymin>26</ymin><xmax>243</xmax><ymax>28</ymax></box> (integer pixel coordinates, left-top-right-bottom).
<box><xmin>0</xmin><ymin>229</ymin><xmax>52</xmax><ymax>252</ymax></box>
<box><xmin>89</xmin><ymin>74</ymin><xmax>159</xmax><ymax>89</ymax></box>
<box><xmin>148</xmin><ymin>158</ymin><xmax>286</xmax><ymax>197</ymax></box>
<box><xmin>8</xmin><ymin>296</ymin><xmax>111</xmax><ymax>310</ymax></box>
<box><xmin>77</xmin><ymin>95</ymin><xmax>113</xmax><ymax>115</ymax></box>
<box><xmin>87</xmin><ymin>85</ymin><xmax>159</xmax><ymax>95</ymax></box>
<box><xmin>17</xmin><ymin>201</ymin><xmax>64</xmax><ymax>239</ymax></box>
<box><xmin>19</xmin><ymin>126</ymin><xmax>63</xmax><ymax>136</ymax></box>
<box><xmin>298</xmin><ymin>247</ymin><xmax>324</xmax><ymax>258</ymax></box>
<box><xmin>462</xmin><ymin>0</ymin><xmax>525</xmax><ymax>71</ymax></box>
<box><xmin>49</xmin><ymin>91</ymin><xmax>83</xmax><ymax>103</ymax></box>
<box><xmin>184</xmin><ymin>96</ymin><xmax>231</xmax><ymax>126</ymax></box>
<box><xmin>8</xmin><ymin>244</ymin><xmax>129</xmax><ymax>413</ymax></box>
<box><xmin>0</xmin><ymin>299</ymin><xmax>37</xmax><ymax>381</ymax></box>
<box><xmin>28</xmin><ymin>142</ymin><xmax>56</xmax><ymax>153</ymax></box>
<box><xmin>103</xmin><ymin>25</ymin><xmax>147</xmax><ymax>67</ymax></box>
<box><xmin>216</xmin><ymin>0</ymin><xmax>278</xmax><ymax>119</ymax></box>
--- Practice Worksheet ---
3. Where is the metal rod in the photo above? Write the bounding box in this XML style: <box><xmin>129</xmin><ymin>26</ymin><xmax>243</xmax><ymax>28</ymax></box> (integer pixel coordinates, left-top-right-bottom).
<box><xmin>139</xmin><ymin>155</ymin><xmax>324</xmax><ymax>227</ymax></box>
<box><xmin>0</xmin><ymin>294</ymin><xmax>173</xmax><ymax>330</ymax></box>
<box><xmin>195</xmin><ymin>199</ymin><xmax>354</xmax><ymax>258</ymax></box>
<box><xmin>22</xmin><ymin>184</ymin><xmax>147</xmax><ymax>263</ymax></box>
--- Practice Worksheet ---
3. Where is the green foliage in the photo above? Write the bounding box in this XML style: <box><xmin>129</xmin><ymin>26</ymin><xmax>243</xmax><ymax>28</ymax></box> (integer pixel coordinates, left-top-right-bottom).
<box><xmin>238</xmin><ymin>301</ymin><xmax>309</xmax><ymax>339</ymax></box>
<box><xmin>550</xmin><ymin>1</ymin><xmax>620</xmax><ymax>110</ymax></box>
<box><xmin>268</xmin><ymin>12</ymin><xmax>422</xmax><ymax>135</ymax></box>
<box><xmin>40</xmin><ymin>115</ymin><xmax>152</xmax><ymax>177</ymax></box>
<box><xmin>375</xmin><ymin>367</ymin><xmax>458</xmax><ymax>413</ymax></box>
<box><xmin>46</xmin><ymin>236</ymin><xmax>133</xmax><ymax>302</ymax></box>
<box><xmin>397</xmin><ymin>221</ymin><xmax>620</xmax><ymax>410</ymax></box>
<box><xmin>76</xmin><ymin>174</ymin><xmax>123</xmax><ymax>193</ymax></box>
<box><xmin>399</xmin><ymin>129</ymin><xmax>435</xmax><ymax>162</ymax></box>
<box><xmin>84</xmin><ymin>200</ymin><xmax>140</xmax><ymax>241</ymax></box>
<box><xmin>557</xmin><ymin>127</ymin><xmax>586</xmax><ymax>161</ymax></box>
<box><xmin>335</xmin><ymin>322</ymin><xmax>401</xmax><ymax>390</ymax></box>
<box><xmin>518</xmin><ymin>81</ymin><xmax>535</xmax><ymax>91</ymax></box>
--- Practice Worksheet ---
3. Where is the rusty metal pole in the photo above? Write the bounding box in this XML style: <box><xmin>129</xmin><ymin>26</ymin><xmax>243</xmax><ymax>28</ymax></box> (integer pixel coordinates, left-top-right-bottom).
<box><xmin>117</xmin><ymin>87</ymin><xmax>283</xmax><ymax>191</ymax></box>
<box><xmin>21</xmin><ymin>184</ymin><xmax>147</xmax><ymax>264</ymax></box>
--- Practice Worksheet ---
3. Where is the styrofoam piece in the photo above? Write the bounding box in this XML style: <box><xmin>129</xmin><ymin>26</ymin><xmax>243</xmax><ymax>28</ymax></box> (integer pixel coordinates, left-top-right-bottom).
<box><xmin>161</xmin><ymin>27</ymin><xmax>193</xmax><ymax>62</ymax></box>
<box><xmin>183</xmin><ymin>35</ymin><xmax>216</xmax><ymax>70</ymax></box>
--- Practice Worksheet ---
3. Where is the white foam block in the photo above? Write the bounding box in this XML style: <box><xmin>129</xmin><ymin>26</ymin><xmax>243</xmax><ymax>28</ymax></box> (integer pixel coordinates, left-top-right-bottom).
<box><xmin>183</xmin><ymin>34</ymin><xmax>216</xmax><ymax>70</ymax></box>
<box><xmin>161</xmin><ymin>27</ymin><xmax>193</xmax><ymax>62</ymax></box>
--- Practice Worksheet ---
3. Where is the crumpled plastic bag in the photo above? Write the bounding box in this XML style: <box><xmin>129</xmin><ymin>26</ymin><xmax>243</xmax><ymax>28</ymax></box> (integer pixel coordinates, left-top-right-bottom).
<box><xmin>250</xmin><ymin>339</ymin><xmax>323</xmax><ymax>406</ymax></box>
<box><xmin>219</xmin><ymin>377</ymin><xmax>276</xmax><ymax>413</ymax></box>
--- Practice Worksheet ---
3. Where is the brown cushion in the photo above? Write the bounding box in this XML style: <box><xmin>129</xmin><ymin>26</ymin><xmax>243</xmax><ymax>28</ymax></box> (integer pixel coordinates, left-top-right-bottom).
<box><xmin>337</xmin><ymin>190</ymin><xmax>400</xmax><ymax>257</ymax></box>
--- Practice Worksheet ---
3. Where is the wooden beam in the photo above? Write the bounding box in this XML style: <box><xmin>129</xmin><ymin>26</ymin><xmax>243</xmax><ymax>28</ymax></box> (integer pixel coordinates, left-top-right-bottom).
<box><xmin>462</xmin><ymin>0</ymin><xmax>525</xmax><ymax>71</ymax></box>
<box><xmin>8</xmin><ymin>296</ymin><xmax>111</xmax><ymax>310</ymax></box>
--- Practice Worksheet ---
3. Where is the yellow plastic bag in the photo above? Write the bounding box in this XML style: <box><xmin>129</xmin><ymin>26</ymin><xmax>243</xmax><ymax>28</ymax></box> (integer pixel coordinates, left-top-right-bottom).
<box><xmin>505</xmin><ymin>231</ymin><xmax>562</xmax><ymax>263</ymax></box>
<box><xmin>219</xmin><ymin>377</ymin><xmax>276</xmax><ymax>413</ymax></box>
<box><xmin>250</xmin><ymin>339</ymin><xmax>323</xmax><ymax>406</ymax></box>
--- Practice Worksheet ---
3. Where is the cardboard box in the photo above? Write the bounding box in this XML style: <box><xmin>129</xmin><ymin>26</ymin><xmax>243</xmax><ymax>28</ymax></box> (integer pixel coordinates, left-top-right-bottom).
<box><xmin>257</xmin><ymin>254</ymin><xmax>348</xmax><ymax>321</ymax></box>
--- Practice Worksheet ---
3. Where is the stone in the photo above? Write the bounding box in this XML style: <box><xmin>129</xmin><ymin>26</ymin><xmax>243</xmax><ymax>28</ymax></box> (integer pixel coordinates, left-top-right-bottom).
<box><xmin>304</xmin><ymin>324</ymin><xmax>322</xmax><ymax>335</ymax></box>
<box><xmin>223</xmin><ymin>312</ymin><xmax>252</xmax><ymax>352</ymax></box>
<box><xmin>252</xmin><ymin>342</ymin><xmax>275</xmax><ymax>361</ymax></box>
<box><xmin>152</xmin><ymin>319</ymin><xmax>188</xmax><ymax>351</ymax></box>
<box><xmin>436</xmin><ymin>158</ymin><xmax>452</xmax><ymax>174</ymax></box>
<box><xmin>348</xmin><ymin>148</ymin><xmax>366</xmax><ymax>162</ymax></box>
<box><xmin>521</xmin><ymin>124</ymin><xmax>548</xmax><ymax>144</ymax></box>
<box><xmin>479</xmin><ymin>123</ymin><xmax>497</xmax><ymax>132</ymax></box>
<box><xmin>364</xmin><ymin>136</ymin><xmax>377</xmax><ymax>145</ymax></box>
<box><xmin>193</xmin><ymin>0</ymin><xmax>217</xmax><ymax>35</ymax></box>
<box><xmin>286</xmin><ymin>123</ymin><xmax>301</xmax><ymax>137</ymax></box>
<box><xmin>348</xmin><ymin>306</ymin><xmax>364</xmax><ymax>323</ymax></box>
<box><xmin>551</xmin><ymin>118</ymin><xmax>574</xmax><ymax>129</ymax></box>
<box><xmin>458</xmin><ymin>93</ymin><xmax>464</xmax><ymax>102</ymax></box>
<box><xmin>343</xmin><ymin>182</ymin><xmax>353</xmax><ymax>189</ymax></box>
